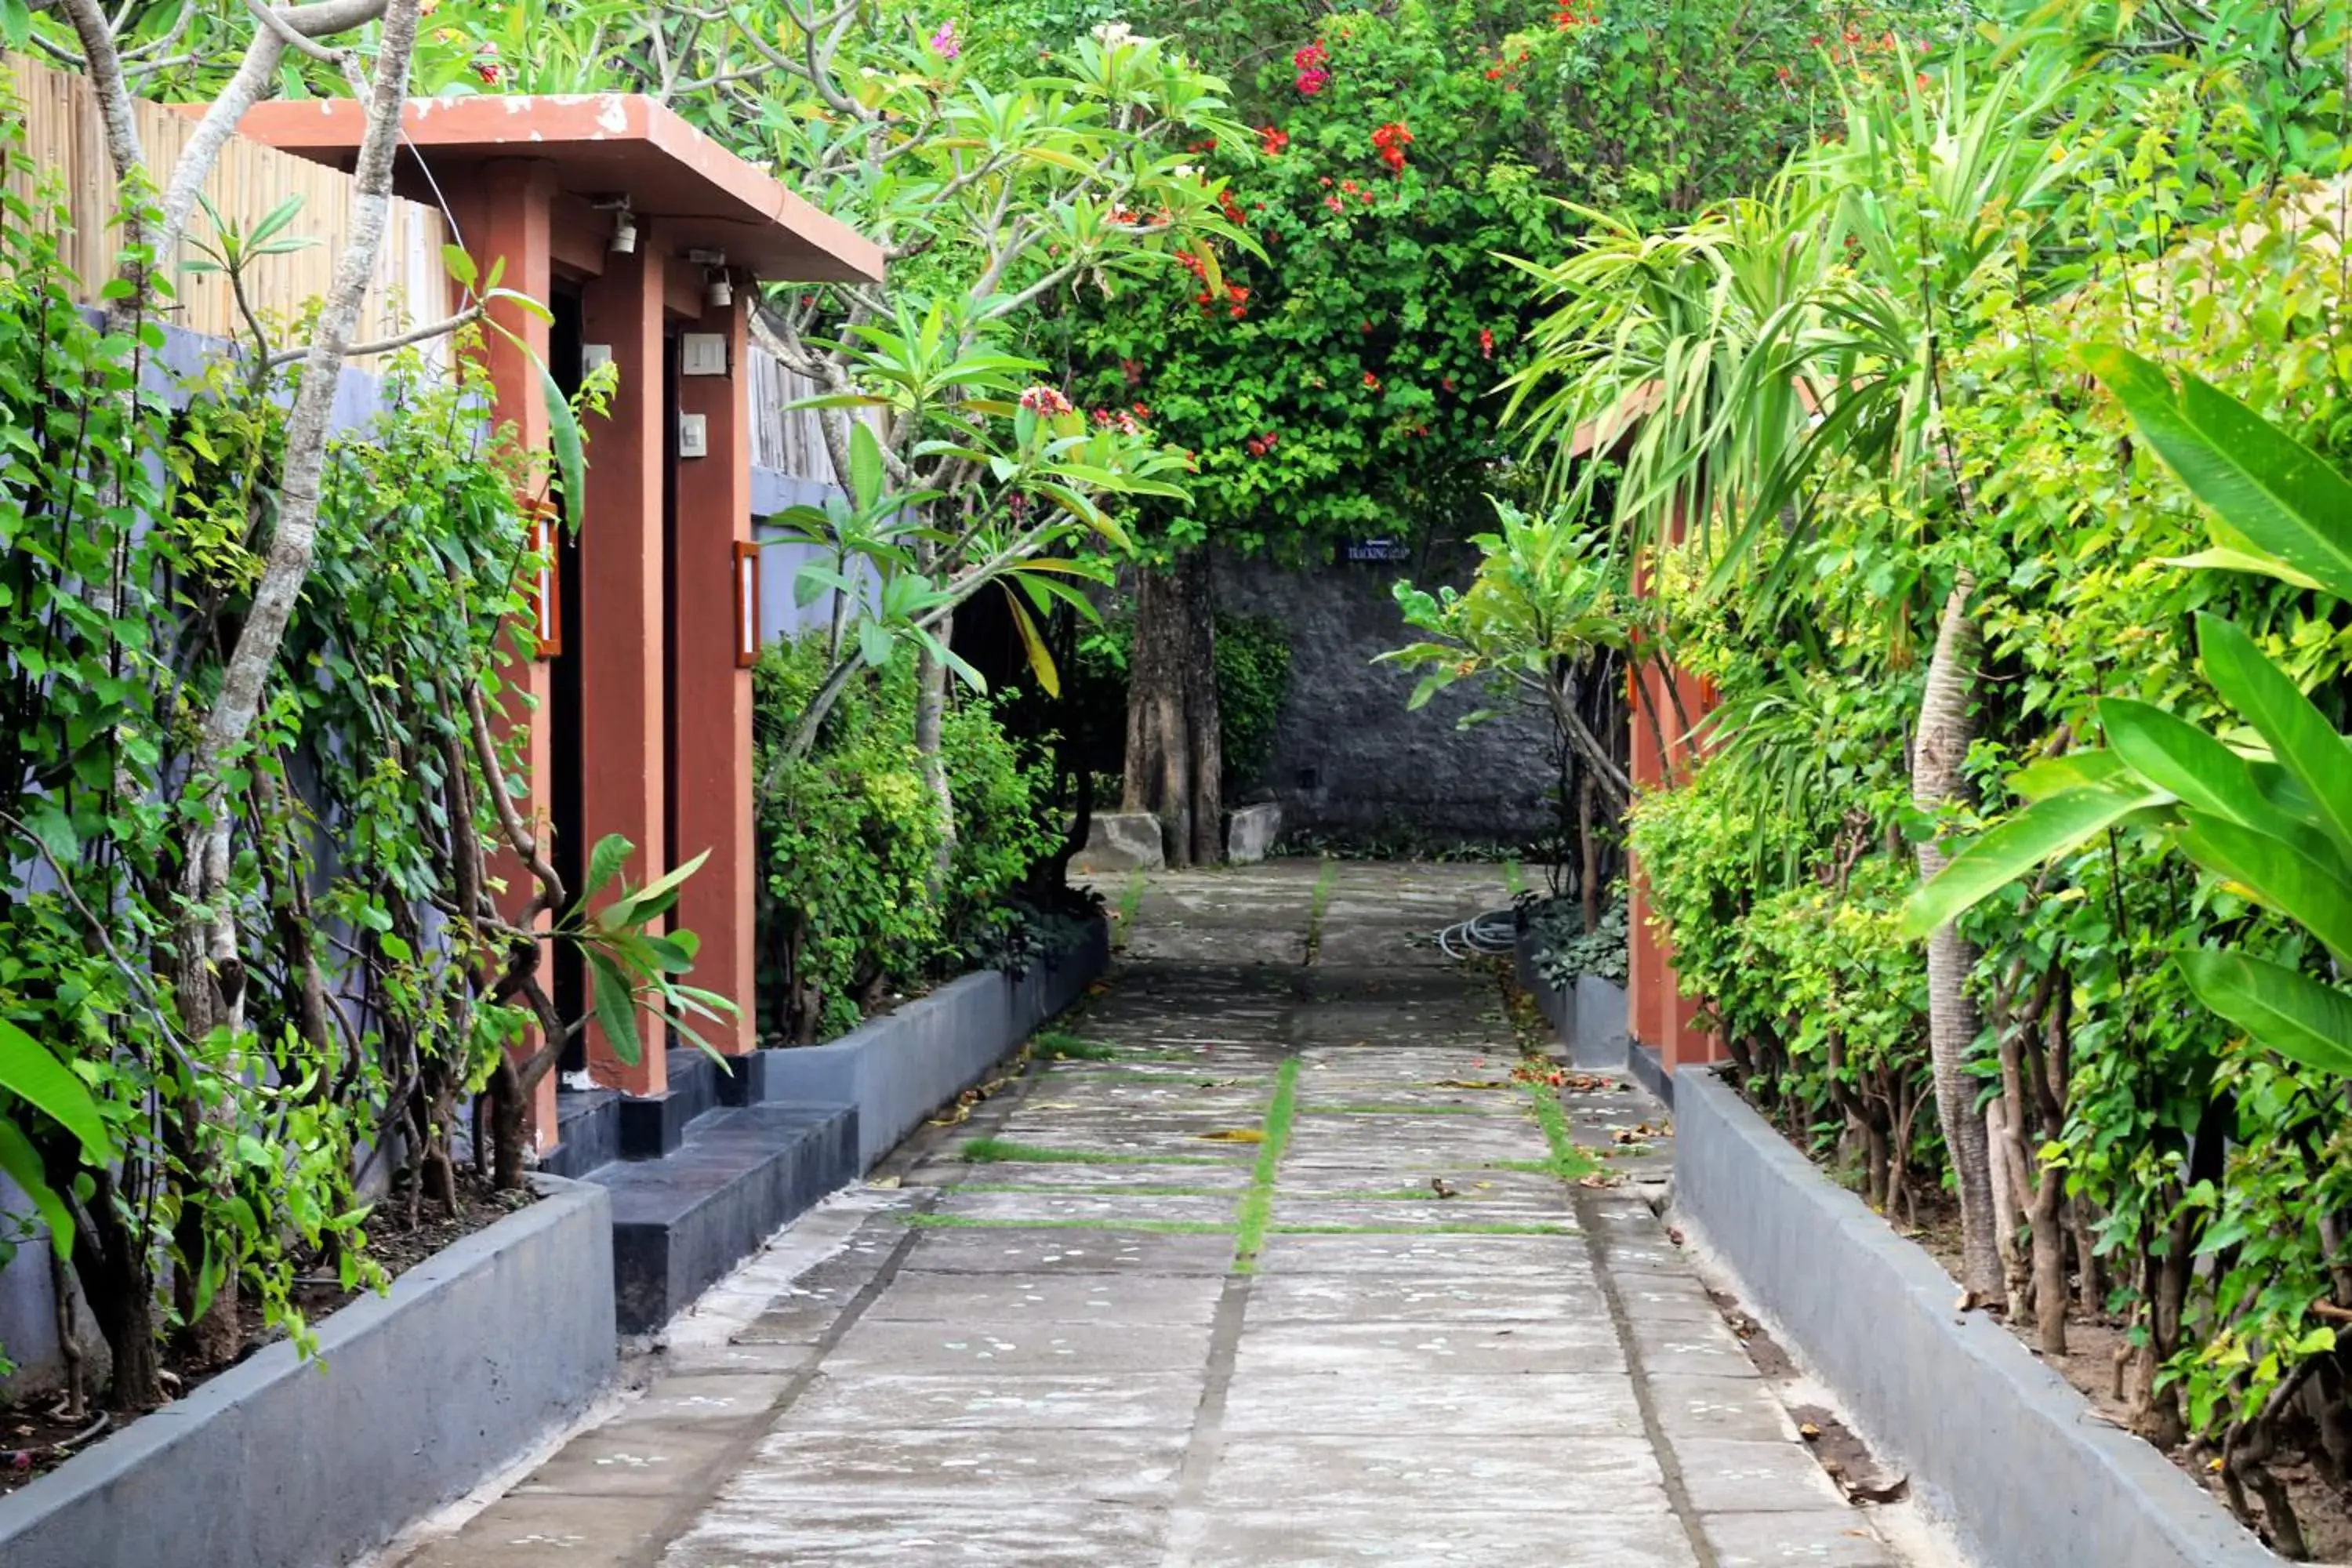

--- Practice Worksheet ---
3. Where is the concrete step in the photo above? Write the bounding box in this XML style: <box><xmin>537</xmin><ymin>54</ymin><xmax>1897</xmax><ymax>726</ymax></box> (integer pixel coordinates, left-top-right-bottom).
<box><xmin>588</xmin><ymin>1101</ymin><xmax>860</xmax><ymax>1334</ymax></box>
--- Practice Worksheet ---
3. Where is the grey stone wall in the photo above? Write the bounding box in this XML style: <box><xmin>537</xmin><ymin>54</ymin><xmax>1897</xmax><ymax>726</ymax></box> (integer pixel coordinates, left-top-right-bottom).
<box><xmin>1214</xmin><ymin>544</ymin><xmax>1555</xmax><ymax>840</ymax></box>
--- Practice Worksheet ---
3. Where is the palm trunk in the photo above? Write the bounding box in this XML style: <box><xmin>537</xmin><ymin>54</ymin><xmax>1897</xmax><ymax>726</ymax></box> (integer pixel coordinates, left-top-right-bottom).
<box><xmin>1911</xmin><ymin>573</ymin><xmax>2004</xmax><ymax>1303</ymax></box>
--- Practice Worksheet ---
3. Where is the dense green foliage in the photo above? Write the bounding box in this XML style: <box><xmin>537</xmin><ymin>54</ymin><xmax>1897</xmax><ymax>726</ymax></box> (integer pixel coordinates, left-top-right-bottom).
<box><xmin>1058</xmin><ymin>0</ymin><xmax>1950</xmax><ymax>560</ymax></box>
<box><xmin>1531</xmin><ymin>12</ymin><xmax>2352</xmax><ymax>1547</ymax></box>
<box><xmin>753</xmin><ymin>633</ymin><xmax>1062</xmax><ymax>1043</ymax></box>
<box><xmin>0</xmin><ymin>129</ymin><xmax>713</xmax><ymax>1403</ymax></box>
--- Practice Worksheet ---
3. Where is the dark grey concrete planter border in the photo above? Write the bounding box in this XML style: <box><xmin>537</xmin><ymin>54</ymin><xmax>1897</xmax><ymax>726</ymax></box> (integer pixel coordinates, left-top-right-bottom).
<box><xmin>760</xmin><ymin>916</ymin><xmax>1112</xmax><ymax>1171</ymax></box>
<box><xmin>1513</xmin><ymin>937</ymin><xmax>1643</xmax><ymax>1096</ymax></box>
<box><xmin>1673</xmin><ymin>1067</ymin><xmax>2278</xmax><ymax>1568</ymax></box>
<box><xmin>0</xmin><ymin>1174</ymin><xmax>615</xmax><ymax>1568</ymax></box>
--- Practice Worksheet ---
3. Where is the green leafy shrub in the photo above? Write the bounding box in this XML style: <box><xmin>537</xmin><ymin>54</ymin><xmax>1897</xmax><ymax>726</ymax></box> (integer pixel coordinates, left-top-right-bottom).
<box><xmin>754</xmin><ymin>633</ymin><xmax>1059</xmax><ymax>1043</ymax></box>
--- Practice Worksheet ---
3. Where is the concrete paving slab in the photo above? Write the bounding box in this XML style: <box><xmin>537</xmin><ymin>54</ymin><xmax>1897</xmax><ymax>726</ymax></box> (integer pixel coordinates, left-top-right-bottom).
<box><xmin>1253</xmin><ymin>1232</ymin><xmax>1594</xmax><ymax>1276</ymax></box>
<box><xmin>1701</xmin><ymin>1510</ymin><xmax>1904</xmax><ymax>1566</ymax></box>
<box><xmin>776</xmin><ymin>1370</ymin><xmax>1207</xmax><ymax>1430</ymax></box>
<box><xmin>1219</xmin><ymin>1370</ymin><xmax>1647</xmax><ymax>1436</ymax></box>
<box><xmin>1202</xmin><ymin>1433</ymin><xmax>1664</xmax><ymax>1511</ymax></box>
<box><xmin>896</xmin><ymin>1227</ymin><xmax>1237</xmax><ymax>1274</ymax></box>
<box><xmin>825</xmin><ymin>1316</ymin><xmax>1215</xmax><ymax>1374</ymax></box>
<box><xmin>862</xmin><ymin>1269</ymin><xmax>1227</xmax><ymax>1325</ymax></box>
<box><xmin>1234</xmin><ymin>1319</ymin><xmax>1625</xmax><ymax>1377</ymax></box>
<box><xmin>927</xmin><ymin>1189</ymin><xmax>1240</xmax><ymax>1227</ymax></box>
<box><xmin>1167</xmin><ymin>1506</ymin><xmax>1703</xmax><ymax>1568</ymax></box>
<box><xmin>1243</xmin><ymin>1272</ymin><xmax>1606</xmax><ymax>1323</ymax></box>
<box><xmin>1671</xmin><ymin>1437</ymin><xmax>1851</xmax><ymax>1513</ymax></box>
<box><xmin>1647</xmin><ymin>1373</ymin><xmax>1804</xmax><ymax>1443</ymax></box>
<box><xmin>714</xmin><ymin>1425</ymin><xmax>1186</xmax><ymax>1504</ymax></box>
<box><xmin>405</xmin><ymin>1494</ymin><xmax>672</xmax><ymax>1568</ymax></box>
<box><xmin>662</xmin><ymin>1497</ymin><xmax>1173</xmax><ymax>1566</ymax></box>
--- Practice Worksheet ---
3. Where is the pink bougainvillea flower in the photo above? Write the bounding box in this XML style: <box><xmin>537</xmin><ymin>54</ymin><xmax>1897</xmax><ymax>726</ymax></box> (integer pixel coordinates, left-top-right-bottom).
<box><xmin>929</xmin><ymin>20</ymin><xmax>960</xmax><ymax>59</ymax></box>
<box><xmin>1293</xmin><ymin>40</ymin><xmax>1331</xmax><ymax>95</ymax></box>
<box><xmin>1018</xmin><ymin>386</ymin><xmax>1074</xmax><ymax>416</ymax></box>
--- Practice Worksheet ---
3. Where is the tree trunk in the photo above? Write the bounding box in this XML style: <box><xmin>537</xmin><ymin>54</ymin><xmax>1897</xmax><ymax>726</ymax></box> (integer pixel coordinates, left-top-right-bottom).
<box><xmin>1123</xmin><ymin>550</ymin><xmax>1221</xmax><ymax>868</ymax></box>
<box><xmin>1911</xmin><ymin>573</ymin><xmax>2005</xmax><ymax>1303</ymax></box>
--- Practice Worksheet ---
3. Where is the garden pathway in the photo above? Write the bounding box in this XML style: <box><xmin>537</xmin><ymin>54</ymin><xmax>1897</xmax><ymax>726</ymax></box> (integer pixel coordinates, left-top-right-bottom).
<box><xmin>395</xmin><ymin>862</ymin><xmax>1916</xmax><ymax>1568</ymax></box>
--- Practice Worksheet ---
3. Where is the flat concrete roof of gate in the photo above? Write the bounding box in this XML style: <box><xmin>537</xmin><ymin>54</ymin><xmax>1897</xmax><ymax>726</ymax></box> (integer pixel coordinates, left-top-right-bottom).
<box><xmin>232</xmin><ymin>93</ymin><xmax>884</xmax><ymax>284</ymax></box>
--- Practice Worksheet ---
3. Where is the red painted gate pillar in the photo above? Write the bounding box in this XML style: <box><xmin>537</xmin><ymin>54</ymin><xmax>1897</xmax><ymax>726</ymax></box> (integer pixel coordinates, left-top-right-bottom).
<box><xmin>577</xmin><ymin>236</ymin><xmax>670</xmax><ymax>1092</ymax></box>
<box><xmin>670</xmin><ymin>283</ymin><xmax>758</xmax><ymax>1055</ymax></box>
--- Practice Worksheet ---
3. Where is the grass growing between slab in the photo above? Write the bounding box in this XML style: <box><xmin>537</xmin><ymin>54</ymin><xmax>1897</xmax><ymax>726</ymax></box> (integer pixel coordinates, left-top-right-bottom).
<box><xmin>1032</xmin><ymin>1029</ymin><xmax>1120</xmax><ymax>1061</ymax></box>
<box><xmin>960</xmin><ymin>1137</ymin><xmax>1230</xmax><ymax>1167</ymax></box>
<box><xmin>1301</xmin><ymin>855</ymin><xmax>1337</xmax><ymax>964</ymax></box>
<box><xmin>1232</xmin><ymin>1054</ymin><xmax>1302</xmax><ymax>1272</ymax></box>
<box><xmin>898</xmin><ymin>1213</ymin><xmax>1235</xmax><ymax>1235</ymax></box>
<box><xmin>1112</xmin><ymin>869</ymin><xmax>1147</xmax><ymax>948</ymax></box>
<box><xmin>1519</xmin><ymin>1083</ymin><xmax>1602</xmax><ymax>1182</ymax></box>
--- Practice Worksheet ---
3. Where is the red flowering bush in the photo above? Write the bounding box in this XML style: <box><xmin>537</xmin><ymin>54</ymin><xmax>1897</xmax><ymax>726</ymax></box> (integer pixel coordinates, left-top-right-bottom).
<box><xmin>1370</xmin><ymin>121</ymin><xmax>1413</xmax><ymax>172</ymax></box>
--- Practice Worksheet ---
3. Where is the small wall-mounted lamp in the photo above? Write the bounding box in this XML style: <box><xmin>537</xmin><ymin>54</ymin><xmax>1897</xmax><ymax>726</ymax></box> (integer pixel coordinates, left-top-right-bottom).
<box><xmin>528</xmin><ymin>508</ymin><xmax>563</xmax><ymax>659</ymax></box>
<box><xmin>595</xmin><ymin>195</ymin><xmax>637</xmax><ymax>255</ymax></box>
<box><xmin>732</xmin><ymin>541</ymin><xmax>762</xmax><ymax>668</ymax></box>
<box><xmin>686</xmin><ymin>248</ymin><xmax>732</xmax><ymax>310</ymax></box>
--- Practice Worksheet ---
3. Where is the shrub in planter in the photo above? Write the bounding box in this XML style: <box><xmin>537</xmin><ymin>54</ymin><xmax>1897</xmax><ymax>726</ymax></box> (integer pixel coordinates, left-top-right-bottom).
<box><xmin>753</xmin><ymin>633</ymin><xmax>1059</xmax><ymax>1044</ymax></box>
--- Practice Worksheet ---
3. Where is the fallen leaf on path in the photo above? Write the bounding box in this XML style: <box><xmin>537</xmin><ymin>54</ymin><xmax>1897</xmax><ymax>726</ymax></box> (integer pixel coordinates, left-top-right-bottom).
<box><xmin>1432</xmin><ymin>1079</ymin><xmax>1506</xmax><ymax>1090</ymax></box>
<box><xmin>1196</xmin><ymin>1129</ymin><xmax>1264</xmax><ymax>1143</ymax></box>
<box><xmin>867</xmin><ymin>1176</ymin><xmax>902</xmax><ymax>1189</ymax></box>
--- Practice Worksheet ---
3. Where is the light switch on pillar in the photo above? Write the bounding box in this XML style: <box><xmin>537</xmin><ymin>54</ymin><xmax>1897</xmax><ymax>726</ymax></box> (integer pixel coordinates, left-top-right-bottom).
<box><xmin>670</xmin><ymin>285</ymin><xmax>758</xmax><ymax>1055</ymax></box>
<box><xmin>579</xmin><ymin>235</ymin><xmax>670</xmax><ymax>1094</ymax></box>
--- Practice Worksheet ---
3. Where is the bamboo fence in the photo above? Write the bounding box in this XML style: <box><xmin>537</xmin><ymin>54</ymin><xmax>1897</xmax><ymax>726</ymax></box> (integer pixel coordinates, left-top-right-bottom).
<box><xmin>4</xmin><ymin>53</ymin><xmax>450</xmax><ymax>358</ymax></box>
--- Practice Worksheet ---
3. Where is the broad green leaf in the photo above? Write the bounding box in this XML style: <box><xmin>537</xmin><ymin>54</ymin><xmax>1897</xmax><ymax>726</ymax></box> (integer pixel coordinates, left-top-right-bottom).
<box><xmin>0</xmin><ymin>1120</ymin><xmax>73</xmax><ymax>1260</ymax></box>
<box><xmin>848</xmin><ymin>421</ymin><xmax>886</xmax><ymax>512</ymax></box>
<box><xmin>0</xmin><ymin>1018</ymin><xmax>108</xmax><ymax>1161</ymax></box>
<box><xmin>2099</xmin><ymin>698</ymin><xmax>2260</xmax><ymax>826</ymax></box>
<box><xmin>2196</xmin><ymin>614</ymin><xmax>2352</xmax><ymax>862</ymax></box>
<box><xmin>1004</xmin><ymin>590</ymin><xmax>1059</xmax><ymax>698</ymax></box>
<box><xmin>2089</xmin><ymin>345</ymin><xmax>2352</xmax><ymax>603</ymax></box>
<box><xmin>2009</xmin><ymin>750</ymin><xmax>2132</xmax><ymax>803</ymax></box>
<box><xmin>441</xmin><ymin>243</ymin><xmax>480</xmax><ymax>292</ymax></box>
<box><xmin>2176</xmin><ymin>814</ymin><xmax>2352</xmax><ymax>964</ymax></box>
<box><xmin>585</xmin><ymin>950</ymin><xmax>643</xmax><ymax>1067</ymax></box>
<box><xmin>2176</xmin><ymin>949</ymin><xmax>2352</xmax><ymax>1077</ymax></box>
<box><xmin>581</xmin><ymin>834</ymin><xmax>631</xmax><ymax>907</ymax></box>
<box><xmin>2160</xmin><ymin>548</ymin><xmax>2325</xmax><ymax>593</ymax></box>
<box><xmin>541</xmin><ymin>355</ymin><xmax>586</xmax><ymax>532</ymax></box>
<box><xmin>1898</xmin><ymin>785</ymin><xmax>2164</xmax><ymax>938</ymax></box>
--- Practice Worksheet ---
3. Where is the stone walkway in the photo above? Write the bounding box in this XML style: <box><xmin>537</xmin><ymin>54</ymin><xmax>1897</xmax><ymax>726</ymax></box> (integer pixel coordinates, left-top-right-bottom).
<box><xmin>396</xmin><ymin>862</ymin><xmax>1917</xmax><ymax>1568</ymax></box>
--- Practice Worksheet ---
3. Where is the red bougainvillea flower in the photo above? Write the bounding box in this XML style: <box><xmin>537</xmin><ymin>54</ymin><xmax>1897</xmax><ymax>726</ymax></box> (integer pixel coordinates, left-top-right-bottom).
<box><xmin>1324</xmin><ymin>194</ymin><xmax>1345</xmax><ymax>213</ymax></box>
<box><xmin>1247</xmin><ymin>437</ymin><xmax>1266</xmax><ymax>456</ymax></box>
<box><xmin>1363</xmin><ymin>371</ymin><xmax>1381</xmax><ymax>390</ymax></box>
<box><xmin>1018</xmin><ymin>386</ymin><xmax>1074</xmax><ymax>417</ymax></box>
<box><xmin>1120</xmin><ymin>359</ymin><xmax>1144</xmax><ymax>386</ymax></box>
<box><xmin>1293</xmin><ymin>41</ymin><xmax>1331</xmax><ymax>95</ymax></box>
<box><xmin>1258</xmin><ymin>125</ymin><xmax>1290</xmax><ymax>156</ymax></box>
<box><xmin>1441</xmin><ymin>375</ymin><xmax>1457</xmax><ymax>392</ymax></box>
<box><xmin>1370</xmin><ymin>122</ymin><xmax>1413</xmax><ymax>172</ymax></box>
<box><xmin>1479</xmin><ymin>327</ymin><xmax>1496</xmax><ymax>359</ymax></box>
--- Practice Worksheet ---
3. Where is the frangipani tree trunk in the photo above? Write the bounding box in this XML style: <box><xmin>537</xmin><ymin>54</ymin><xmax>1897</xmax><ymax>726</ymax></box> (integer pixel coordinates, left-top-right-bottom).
<box><xmin>1123</xmin><ymin>550</ymin><xmax>1223</xmax><ymax>868</ymax></box>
